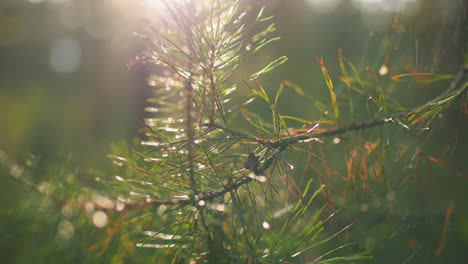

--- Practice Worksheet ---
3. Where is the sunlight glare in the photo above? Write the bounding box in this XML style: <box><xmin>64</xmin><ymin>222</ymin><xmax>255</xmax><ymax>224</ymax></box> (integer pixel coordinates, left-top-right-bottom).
<box><xmin>352</xmin><ymin>0</ymin><xmax>417</xmax><ymax>12</ymax></box>
<box><xmin>143</xmin><ymin>0</ymin><xmax>188</xmax><ymax>9</ymax></box>
<box><xmin>306</xmin><ymin>0</ymin><xmax>339</xmax><ymax>12</ymax></box>
<box><xmin>143</xmin><ymin>0</ymin><xmax>163</xmax><ymax>9</ymax></box>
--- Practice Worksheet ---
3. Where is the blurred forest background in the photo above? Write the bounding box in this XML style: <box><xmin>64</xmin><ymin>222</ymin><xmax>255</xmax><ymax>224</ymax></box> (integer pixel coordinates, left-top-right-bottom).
<box><xmin>0</xmin><ymin>0</ymin><xmax>467</xmax><ymax>263</ymax></box>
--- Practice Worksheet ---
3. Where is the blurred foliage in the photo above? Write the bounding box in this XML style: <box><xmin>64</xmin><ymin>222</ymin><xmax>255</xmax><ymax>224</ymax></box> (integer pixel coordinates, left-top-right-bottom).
<box><xmin>1</xmin><ymin>0</ymin><xmax>467</xmax><ymax>263</ymax></box>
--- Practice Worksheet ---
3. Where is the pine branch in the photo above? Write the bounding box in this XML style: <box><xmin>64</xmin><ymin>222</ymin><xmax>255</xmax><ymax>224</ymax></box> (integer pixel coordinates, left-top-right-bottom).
<box><xmin>203</xmin><ymin>122</ymin><xmax>259</xmax><ymax>142</ymax></box>
<box><xmin>441</xmin><ymin>64</ymin><xmax>468</xmax><ymax>96</ymax></box>
<box><xmin>122</xmin><ymin>64</ymin><xmax>468</xmax><ymax>211</ymax></box>
<box><xmin>274</xmin><ymin>64</ymin><xmax>468</xmax><ymax>147</ymax></box>
<box><xmin>205</xmin><ymin>65</ymin><xmax>467</xmax><ymax>150</ymax></box>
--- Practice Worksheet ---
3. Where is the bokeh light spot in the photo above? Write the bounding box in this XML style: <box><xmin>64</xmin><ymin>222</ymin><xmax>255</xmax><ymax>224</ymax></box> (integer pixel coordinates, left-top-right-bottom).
<box><xmin>306</xmin><ymin>0</ymin><xmax>339</xmax><ymax>12</ymax></box>
<box><xmin>92</xmin><ymin>211</ymin><xmax>108</xmax><ymax>228</ymax></box>
<box><xmin>57</xmin><ymin>220</ymin><xmax>75</xmax><ymax>240</ymax></box>
<box><xmin>49</xmin><ymin>37</ymin><xmax>81</xmax><ymax>73</ymax></box>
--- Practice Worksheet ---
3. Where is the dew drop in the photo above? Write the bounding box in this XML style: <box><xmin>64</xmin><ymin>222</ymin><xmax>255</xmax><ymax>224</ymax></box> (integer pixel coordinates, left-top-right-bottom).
<box><xmin>379</xmin><ymin>65</ymin><xmax>388</xmax><ymax>75</ymax></box>
<box><xmin>115</xmin><ymin>175</ymin><xmax>124</xmax><ymax>181</ymax></box>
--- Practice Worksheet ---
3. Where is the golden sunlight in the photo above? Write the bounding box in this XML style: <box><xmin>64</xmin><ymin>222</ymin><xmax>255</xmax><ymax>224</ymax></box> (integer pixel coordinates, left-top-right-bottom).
<box><xmin>143</xmin><ymin>0</ymin><xmax>163</xmax><ymax>8</ymax></box>
<box><xmin>109</xmin><ymin>0</ymin><xmax>192</xmax><ymax>23</ymax></box>
<box><xmin>142</xmin><ymin>0</ymin><xmax>190</xmax><ymax>9</ymax></box>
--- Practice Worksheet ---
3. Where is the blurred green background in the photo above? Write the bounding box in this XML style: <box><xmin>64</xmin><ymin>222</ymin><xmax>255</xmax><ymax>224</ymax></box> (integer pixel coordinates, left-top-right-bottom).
<box><xmin>1</xmin><ymin>0</ymin><xmax>467</xmax><ymax>263</ymax></box>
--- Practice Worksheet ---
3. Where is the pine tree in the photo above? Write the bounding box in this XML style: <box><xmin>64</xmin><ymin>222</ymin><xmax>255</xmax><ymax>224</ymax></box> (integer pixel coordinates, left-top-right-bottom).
<box><xmin>1</xmin><ymin>1</ymin><xmax>467</xmax><ymax>263</ymax></box>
